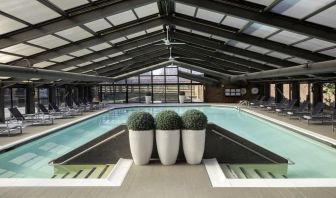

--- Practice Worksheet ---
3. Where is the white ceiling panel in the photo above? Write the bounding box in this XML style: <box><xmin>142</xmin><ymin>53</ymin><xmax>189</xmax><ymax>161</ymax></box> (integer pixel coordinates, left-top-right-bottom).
<box><xmin>319</xmin><ymin>48</ymin><xmax>336</xmax><ymax>57</ymax></box>
<box><xmin>1</xmin><ymin>43</ymin><xmax>45</xmax><ymax>56</ymax></box>
<box><xmin>0</xmin><ymin>15</ymin><xmax>27</xmax><ymax>35</ymax></box>
<box><xmin>92</xmin><ymin>57</ymin><xmax>108</xmax><ymax>62</ymax></box>
<box><xmin>211</xmin><ymin>35</ymin><xmax>229</xmax><ymax>42</ymax></box>
<box><xmin>245</xmin><ymin>0</ymin><xmax>275</xmax><ymax>6</ymax></box>
<box><xmin>244</xmin><ymin>23</ymin><xmax>279</xmax><ymax>38</ymax></box>
<box><xmin>0</xmin><ymin>53</ymin><xmax>21</xmax><ymax>63</ymax></box>
<box><xmin>107</xmin><ymin>10</ymin><xmax>137</xmax><ymax>26</ymax></box>
<box><xmin>221</xmin><ymin>16</ymin><xmax>249</xmax><ymax>29</ymax></box>
<box><xmin>33</xmin><ymin>61</ymin><xmax>55</xmax><ymax>68</ymax></box>
<box><xmin>70</xmin><ymin>49</ymin><xmax>93</xmax><ymax>57</ymax></box>
<box><xmin>110</xmin><ymin>37</ymin><xmax>127</xmax><ymax>44</ymax></box>
<box><xmin>89</xmin><ymin>43</ymin><xmax>111</xmax><ymax>51</ymax></box>
<box><xmin>307</xmin><ymin>5</ymin><xmax>336</xmax><ymax>28</ymax></box>
<box><xmin>227</xmin><ymin>40</ymin><xmax>250</xmax><ymax>49</ymax></box>
<box><xmin>294</xmin><ymin>38</ymin><xmax>336</xmax><ymax>51</ymax></box>
<box><xmin>134</xmin><ymin>2</ymin><xmax>159</xmax><ymax>18</ymax></box>
<box><xmin>287</xmin><ymin>57</ymin><xmax>310</xmax><ymax>64</ymax></box>
<box><xmin>267</xmin><ymin>51</ymin><xmax>292</xmax><ymax>59</ymax></box>
<box><xmin>249</xmin><ymin>58</ymin><xmax>266</xmax><ymax>65</ymax></box>
<box><xmin>0</xmin><ymin>76</ymin><xmax>11</xmax><ymax>80</ymax></box>
<box><xmin>126</xmin><ymin>31</ymin><xmax>146</xmax><ymax>39</ymax></box>
<box><xmin>0</xmin><ymin>0</ymin><xmax>60</xmax><ymax>24</ymax></box>
<box><xmin>50</xmin><ymin>55</ymin><xmax>74</xmax><ymax>62</ymax></box>
<box><xmin>175</xmin><ymin>2</ymin><xmax>196</xmax><ymax>17</ymax></box>
<box><xmin>62</xmin><ymin>66</ymin><xmax>78</xmax><ymax>71</ymax></box>
<box><xmin>175</xmin><ymin>26</ymin><xmax>191</xmax><ymax>32</ymax></box>
<box><xmin>267</xmin><ymin>30</ymin><xmax>308</xmax><ymax>45</ymax></box>
<box><xmin>196</xmin><ymin>8</ymin><xmax>224</xmax><ymax>23</ymax></box>
<box><xmin>271</xmin><ymin>0</ymin><xmax>334</xmax><ymax>19</ymax></box>
<box><xmin>49</xmin><ymin>0</ymin><xmax>89</xmax><ymax>10</ymax></box>
<box><xmin>191</xmin><ymin>30</ymin><xmax>211</xmax><ymax>38</ymax></box>
<box><xmin>77</xmin><ymin>61</ymin><xmax>93</xmax><ymax>67</ymax></box>
<box><xmin>109</xmin><ymin>51</ymin><xmax>124</xmax><ymax>58</ymax></box>
<box><xmin>56</xmin><ymin>26</ymin><xmax>93</xmax><ymax>42</ymax></box>
<box><xmin>85</xmin><ymin>19</ymin><xmax>112</xmax><ymax>32</ymax></box>
<box><xmin>146</xmin><ymin>25</ymin><xmax>163</xmax><ymax>33</ymax></box>
<box><xmin>28</xmin><ymin>35</ymin><xmax>69</xmax><ymax>49</ymax></box>
<box><xmin>247</xmin><ymin>46</ymin><xmax>270</xmax><ymax>54</ymax></box>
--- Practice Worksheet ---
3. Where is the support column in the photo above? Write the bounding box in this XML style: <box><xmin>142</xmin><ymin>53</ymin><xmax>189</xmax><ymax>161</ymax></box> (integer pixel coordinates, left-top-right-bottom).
<box><xmin>275</xmin><ymin>83</ymin><xmax>283</xmax><ymax>103</ymax></box>
<box><xmin>263</xmin><ymin>83</ymin><xmax>270</xmax><ymax>100</ymax></box>
<box><xmin>0</xmin><ymin>85</ymin><xmax>5</xmax><ymax>122</ymax></box>
<box><xmin>48</xmin><ymin>87</ymin><xmax>56</xmax><ymax>108</ymax></box>
<box><xmin>291</xmin><ymin>82</ymin><xmax>300</xmax><ymax>106</ymax></box>
<box><xmin>78</xmin><ymin>86</ymin><xmax>84</xmax><ymax>103</ymax></box>
<box><xmin>26</xmin><ymin>84</ymin><xmax>35</xmax><ymax>114</ymax></box>
<box><xmin>312</xmin><ymin>83</ymin><xmax>323</xmax><ymax>106</ymax></box>
<box><xmin>99</xmin><ymin>85</ymin><xmax>103</xmax><ymax>102</ymax></box>
<box><xmin>65</xmin><ymin>86</ymin><xmax>73</xmax><ymax>107</ymax></box>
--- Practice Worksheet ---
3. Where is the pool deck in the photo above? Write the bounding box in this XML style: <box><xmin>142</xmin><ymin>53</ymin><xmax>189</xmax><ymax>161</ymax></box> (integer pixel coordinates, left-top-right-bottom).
<box><xmin>1</xmin><ymin>103</ymin><xmax>336</xmax><ymax>198</ymax></box>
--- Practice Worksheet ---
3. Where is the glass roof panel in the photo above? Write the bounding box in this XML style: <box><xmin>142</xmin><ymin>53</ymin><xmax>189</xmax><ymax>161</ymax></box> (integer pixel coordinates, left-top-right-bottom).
<box><xmin>267</xmin><ymin>51</ymin><xmax>292</xmax><ymax>59</ymax></box>
<box><xmin>55</xmin><ymin>26</ymin><xmax>93</xmax><ymax>42</ymax></box>
<box><xmin>196</xmin><ymin>8</ymin><xmax>225</xmax><ymax>23</ymax></box>
<box><xmin>249</xmin><ymin>58</ymin><xmax>266</xmax><ymax>64</ymax></box>
<box><xmin>271</xmin><ymin>0</ymin><xmax>334</xmax><ymax>19</ymax></box>
<box><xmin>33</xmin><ymin>61</ymin><xmax>55</xmax><ymax>68</ymax></box>
<box><xmin>0</xmin><ymin>76</ymin><xmax>11</xmax><ymax>80</ymax></box>
<box><xmin>247</xmin><ymin>46</ymin><xmax>271</xmax><ymax>54</ymax></box>
<box><xmin>175</xmin><ymin>2</ymin><xmax>196</xmax><ymax>17</ymax></box>
<box><xmin>77</xmin><ymin>61</ymin><xmax>93</xmax><ymax>67</ymax></box>
<box><xmin>0</xmin><ymin>53</ymin><xmax>21</xmax><ymax>63</ymax></box>
<box><xmin>109</xmin><ymin>51</ymin><xmax>124</xmax><ymax>58</ymax></box>
<box><xmin>243</xmin><ymin>23</ymin><xmax>279</xmax><ymax>38</ymax></box>
<box><xmin>85</xmin><ymin>19</ymin><xmax>112</xmax><ymax>32</ymax></box>
<box><xmin>294</xmin><ymin>38</ymin><xmax>336</xmax><ymax>51</ymax></box>
<box><xmin>62</xmin><ymin>66</ymin><xmax>78</xmax><ymax>71</ymax></box>
<box><xmin>307</xmin><ymin>5</ymin><xmax>336</xmax><ymax>28</ymax></box>
<box><xmin>221</xmin><ymin>16</ymin><xmax>249</xmax><ymax>30</ymax></box>
<box><xmin>319</xmin><ymin>48</ymin><xmax>336</xmax><ymax>57</ymax></box>
<box><xmin>126</xmin><ymin>31</ymin><xmax>146</xmax><ymax>39</ymax></box>
<box><xmin>49</xmin><ymin>0</ymin><xmax>89</xmax><ymax>10</ymax></box>
<box><xmin>191</xmin><ymin>30</ymin><xmax>211</xmax><ymax>38</ymax></box>
<box><xmin>0</xmin><ymin>15</ymin><xmax>27</xmax><ymax>35</ymax></box>
<box><xmin>134</xmin><ymin>2</ymin><xmax>159</xmax><ymax>18</ymax></box>
<box><xmin>146</xmin><ymin>25</ymin><xmax>163</xmax><ymax>33</ymax></box>
<box><xmin>211</xmin><ymin>35</ymin><xmax>229</xmax><ymax>42</ymax></box>
<box><xmin>1</xmin><ymin>43</ymin><xmax>45</xmax><ymax>56</ymax></box>
<box><xmin>267</xmin><ymin>30</ymin><xmax>308</xmax><ymax>45</ymax></box>
<box><xmin>70</xmin><ymin>49</ymin><xmax>93</xmax><ymax>57</ymax></box>
<box><xmin>28</xmin><ymin>35</ymin><xmax>69</xmax><ymax>49</ymax></box>
<box><xmin>287</xmin><ymin>57</ymin><xmax>310</xmax><ymax>64</ymax></box>
<box><xmin>92</xmin><ymin>57</ymin><xmax>108</xmax><ymax>62</ymax></box>
<box><xmin>107</xmin><ymin>10</ymin><xmax>137</xmax><ymax>26</ymax></box>
<box><xmin>0</xmin><ymin>0</ymin><xmax>60</xmax><ymax>24</ymax></box>
<box><xmin>227</xmin><ymin>40</ymin><xmax>250</xmax><ymax>49</ymax></box>
<box><xmin>175</xmin><ymin>26</ymin><xmax>191</xmax><ymax>32</ymax></box>
<box><xmin>245</xmin><ymin>0</ymin><xmax>275</xmax><ymax>6</ymax></box>
<box><xmin>89</xmin><ymin>43</ymin><xmax>111</xmax><ymax>51</ymax></box>
<box><xmin>110</xmin><ymin>37</ymin><xmax>127</xmax><ymax>44</ymax></box>
<box><xmin>50</xmin><ymin>55</ymin><xmax>74</xmax><ymax>62</ymax></box>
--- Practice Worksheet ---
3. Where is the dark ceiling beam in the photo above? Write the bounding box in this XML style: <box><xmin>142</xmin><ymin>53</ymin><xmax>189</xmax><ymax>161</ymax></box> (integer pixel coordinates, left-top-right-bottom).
<box><xmin>0</xmin><ymin>0</ymin><xmax>157</xmax><ymax>49</ymax></box>
<box><xmin>173</xmin><ymin>31</ymin><xmax>294</xmax><ymax>67</ymax></box>
<box><xmin>177</xmin><ymin>0</ymin><xmax>336</xmax><ymax>43</ymax></box>
<box><xmin>170</xmin><ymin>15</ymin><xmax>330</xmax><ymax>62</ymax></box>
<box><xmin>11</xmin><ymin>18</ymin><xmax>166</xmax><ymax>66</ymax></box>
<box><xmin>178</xmin><ymin>71</ymin><xmax>219</xmax><ymax>86</ymax></box>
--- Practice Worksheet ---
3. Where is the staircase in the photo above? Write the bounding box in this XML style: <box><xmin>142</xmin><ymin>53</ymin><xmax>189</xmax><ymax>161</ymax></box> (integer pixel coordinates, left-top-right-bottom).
<box><xmin>51</xmin><ymin>164</ymin><xmax>114</xmax><ymax>179</ymax></box>
<box><xmin>221</xmin><ymin>164</ymin><xmax>287</xmax><ymax>179</ymax></box>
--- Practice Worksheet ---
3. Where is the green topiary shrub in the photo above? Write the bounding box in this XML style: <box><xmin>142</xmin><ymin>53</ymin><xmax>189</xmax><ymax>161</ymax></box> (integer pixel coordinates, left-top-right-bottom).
<box><xmin>145</xmin><ymin>91</ymin><xmax>151</xmax><ymax>96</ymax></box>
<box><xmin>155</xmin><ymin>110</ymin><xmax>181</xmax><ymax>130</ymax></box>
<box><xmin>181</xmin><ymin>109</ymin><xmax>208</xmax><ymax>130</ymax></box>
<box><xmin>179</xmin><ymin>91</ymin><xmax>185</xmax><ymax>96</ymax></box>
<box><xmin>127</xmin><ymin>112</ymin><xmax>155</xmax><ymax>130</ymax></box>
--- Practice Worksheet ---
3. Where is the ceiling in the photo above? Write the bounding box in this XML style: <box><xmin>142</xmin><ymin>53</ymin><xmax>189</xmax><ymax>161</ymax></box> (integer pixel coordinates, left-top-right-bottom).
<box><xmin>0</xmin><ymin>0</ymin><xmax>335</xmax><ymax>83</ymax></box>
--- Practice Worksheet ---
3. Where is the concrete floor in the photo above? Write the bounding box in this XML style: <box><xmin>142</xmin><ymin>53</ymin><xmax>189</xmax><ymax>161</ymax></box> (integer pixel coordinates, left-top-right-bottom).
<box><xmin>1</xmin><ymin>104</ymin><xmax>336</xmax><ymax>198</ymax></box>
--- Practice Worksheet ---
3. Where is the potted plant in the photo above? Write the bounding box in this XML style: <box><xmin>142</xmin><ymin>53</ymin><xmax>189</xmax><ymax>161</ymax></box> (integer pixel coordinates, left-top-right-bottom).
<box><xmin>155</xmin><ymin>110</ymin><xmax>182</xmax><ymax>165</ymax></box>
<box><xmin>145</xmin><ymin>91</ymin><xmax>151</xmax><ymax>104</ymax></box>
<box><xmin>181</xmin><ymin>109</ymin><xmax>208</xmax><ymax>164</ymax></box>
<box><xmin>127</xmin><ymin>112</ymin><xmax>155</xmax><ymax>165</ymax></box>
<box><xmin>179</xmin><ymin>91</ymin><xmax>185</xmax><ymax>104</ymax></box>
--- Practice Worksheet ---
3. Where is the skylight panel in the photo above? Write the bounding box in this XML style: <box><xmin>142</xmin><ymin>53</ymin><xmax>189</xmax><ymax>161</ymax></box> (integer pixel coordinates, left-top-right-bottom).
<box><xmin>1</xmin><ymin>43</ymin><xmax>45</xmax><ymax>56</ymax></box>
<box><xmin>85</xmin><ymin>19</ymin><xmax>112</xmax><ymax>32</ymax></box>
<box><xmin>134</xmin><ymin>2</ymin><xmax>159</xmax><ymax>18</ymax></box>
<box><xmin>175</xmin><ymin>2</ymin><xmax>196</xmax><ymax>17</ymax></box>
<box><xmin>191</xmin><ymin>30</ymin><xmax>211</xmax><ymax>38</ymax></box>
<box><xmin>33</xmin><ymin>61</ymin><xmax>55</xmax><ymax>68</ymax></box>
<box><xmin>50</xmin><ymin>55</ymin><xmax>74</xmax><ymax>62</ymax></box>
<box><xmin>126</xmin><ymin>31</ymin><xmax>146</xmax><ymax>39</ymax></box>
<box><xmin>0</xmin><ymin>0</ymin><xmax>60</xmax><ymax>24</ymax></box>
<box><xmin>227</xmin><ymin>40</ymin><xmax>250</xmax><ymax>49</ymax></box>
<box><xmin>287</xmin><ymin>57</ymin><xmax>310</xmax><ymax>64</ymax></box>
<box><xmin>271</xmin><ymin>0</ymin><xmax>334</xmax><ymax>19</ymax></box>
<box><xmin>49</xmin><ymin>0</ymin><xmax>89</xmax><ymax>10</ymax></box>
<box><xmin>247</xmin><ymin>46</ymin><xmax>270</xmax><ymax>54</ymax></box>
<box><xmin>267</xmin><ymin>51</ymin><xmax>292</xmax><ymax>59</ymax></box>
<box><xmin>0</xmin><ymin>53</ymin><xmax>21</xmax><ymax>63</ymax></box>
<box><xmin>211</xmin><ymin>35</ymin><xmax>229</xmax><ymax>42</ymax></box>
<box><xmin>62</xmin><ymin>66</ymin><xmax>78</xmax><ymax>71</ymax></box>
<box><xmin>28</xmin><ymin>35</ymin><xmax>69</xmax><ymax>49</ymax></box>
<box><xmin>89</xmin><ymin>43</ymin><xmax>111</xmax><ymax>51</ymax></box>
<box><xmin>244</xmin><ymin>23</ymin><xmax>279</xmax><ymax>38</ymax></box>
<box><xmin>267</xmin><ymin>30</ymin><xmax>308</xmax><ymax>45</ymax></box>
<box><xmin>0</xmin><ymin>76</ymin><xmax>11</xmax><ymax>80</ymax></box>
<box><xmin>107</xmin><ymin>10</ymin><xmax>137</xmax><ymax>26</ymax></box>
<box><xmin>196</xmin><ymin>8</ymin><xmax>224</xmax><ymax>23</ymax></box>
<box><xmin>146</xmin><ymin>26</ymin><xmax>163</xmax><ymax>33</ymax></box>
<box><xmin>109</xmin><ymin>52</ymin><xmax>124</xmax><ymax>58</ymax></box>
<box><xmin>319</xmin><ymin>48</ymin><xmax>336</xmax><ymax>57</ymax></box>
<box><xmin>175</xmin><ymin>26</ymin><xmax>191</xmax><ymax>32</ymax></box>
<box><xmin>56</xmin><ymin>26</ymin><xmax>93</xmax><ymax>42</ymax></box>
<box><xmin>221</xmin><ymin>16</ymin><xmax>249</xmax><ymax>30</ymax></box>
<box><xmin>294</xmin><ymin>38</ymin><xmax>336</xmax><ymax>51</ymax></box>
<box><xmin>245</xmin><ymin>0</ymin><xmax>275</xmax><ymax>6</ymax></box>
<box><xmin>0</xmin><ymin>15</ymin><xmax>27</xmax><ymax>35</ymax></box>
<box><xmin>77</xmin><ymin>61</ymin><xmax>93</xmax><ymax>67</ymax></box>
<box><xmin>70</xmin><ymin>49</ymin><xmax>93</xmax><ymax>57</ymax></box>
<box><xmin>307</xmin><ymin>5</ymin><xmax>336</xmax><ymax>28</ymax></box>
<box><xmin>110</xmin><ymin>37</ymin><xmax>127</xmax><ymax>44</ymax></box>
<box><xmin>92</xmin><ymin>57</ymin><xmax>108</xmax><ymax>62</ymax></box>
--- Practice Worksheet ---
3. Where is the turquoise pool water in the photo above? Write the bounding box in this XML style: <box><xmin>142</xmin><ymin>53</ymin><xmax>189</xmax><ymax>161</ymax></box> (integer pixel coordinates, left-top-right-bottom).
<box><xmin>0</xmin><ymin>106</ymin><xmax>336</xmax><ymax>178</ymax></box>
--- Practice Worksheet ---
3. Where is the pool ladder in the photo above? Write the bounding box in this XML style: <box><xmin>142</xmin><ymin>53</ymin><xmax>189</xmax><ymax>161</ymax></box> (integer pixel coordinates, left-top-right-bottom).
<box><xmin>236</xmin><ymin>100</ymin><xmax>250</xmax><ymax>111</ymax></box>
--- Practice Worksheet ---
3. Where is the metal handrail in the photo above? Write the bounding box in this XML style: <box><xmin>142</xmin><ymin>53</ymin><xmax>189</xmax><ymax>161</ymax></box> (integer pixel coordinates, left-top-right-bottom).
<box><xmin>236</xmin><ymin>100</ymin><xmax>250</xmax><ymax>111</ymax></box>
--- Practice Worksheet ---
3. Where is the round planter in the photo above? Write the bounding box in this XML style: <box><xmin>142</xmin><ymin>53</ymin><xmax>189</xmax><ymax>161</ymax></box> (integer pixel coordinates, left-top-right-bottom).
<box><xmin>129</xmin><ymin>130</ymin><xmax>153</xmax><ymax>165</ymax></box>
<box><xmin>182</xmin><ymin>129</ymin><xmax>206</xmax><ymax>165</ymax></box>
<box><xmin>179</xmin><ymin>95</ymin><xmax>185</xmax><ymax>104</ymax></box>
<box><xmin>156</xmin><ymin>129</ymin><xmax>180</xmax><ymax>165</ymax></box>
<box><xmin>145</xmin><ymin>96</ymin><xmax>151</xmax><ymax>104</ymax></box>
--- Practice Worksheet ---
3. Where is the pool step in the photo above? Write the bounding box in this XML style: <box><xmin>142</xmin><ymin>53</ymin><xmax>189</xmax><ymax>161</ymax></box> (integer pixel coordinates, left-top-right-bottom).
<box><xmin>221</xmin><ymin>165</ymin><xmax>287</xmax><ymax>179</ymax></box>
<box><xmin>51</xmin><ymin>164</ymin><xmax>114</xmax><ymax>179</ymax></box>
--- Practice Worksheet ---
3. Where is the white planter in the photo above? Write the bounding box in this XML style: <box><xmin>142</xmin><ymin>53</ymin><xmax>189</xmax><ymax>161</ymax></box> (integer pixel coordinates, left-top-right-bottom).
<box><xmin>182</xmin><ymin>129</ymin><xmax>206</xmax><ymax>165</ymax></box>
<box><xmin>129</xmin><ymin>130</ymin><xmax>153</xmax><ymax>165</ymax></box>
<box><xmin>145</xmin><ymin>96</ymin><xmax>151</xmax><ymax>104</ymax></box>
<box><xmin>156</xmin><ymin>129</ymin><xmax>180</xmax><ymax>165</ymax></box>
<box><xmin>179</xmin><ymin>95</ymin><xmax>185</xmax><ymax>104</ymax></box>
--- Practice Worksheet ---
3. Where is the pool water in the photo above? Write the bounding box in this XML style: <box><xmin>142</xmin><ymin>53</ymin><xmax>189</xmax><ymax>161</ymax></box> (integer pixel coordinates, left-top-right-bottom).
<box><xmin>0</xmin><ymin>106</ymin><xmax>336</xmax><ymax>178</ymax></box>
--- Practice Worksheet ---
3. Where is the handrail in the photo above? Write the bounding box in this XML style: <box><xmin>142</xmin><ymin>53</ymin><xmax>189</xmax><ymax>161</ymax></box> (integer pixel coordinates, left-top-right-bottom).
<box><xmin>236</xmin><ymin>100</ymin><xmax>250</xmax><ymax>111</ymax></box>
